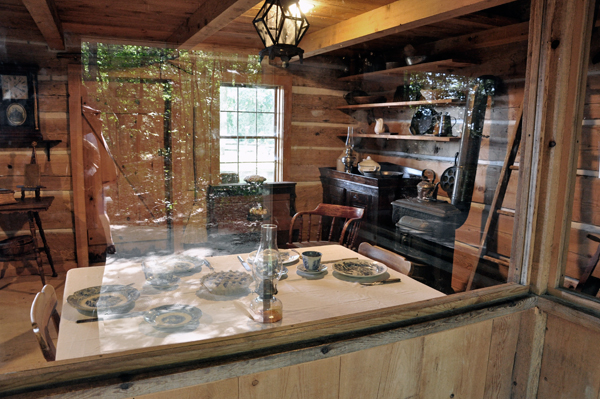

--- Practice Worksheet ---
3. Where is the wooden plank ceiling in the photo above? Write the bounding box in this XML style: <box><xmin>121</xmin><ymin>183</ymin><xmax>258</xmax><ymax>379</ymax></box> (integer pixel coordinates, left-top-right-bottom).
<box><xmin>0</xmin><ymin>0</ymin><xmax>529</xmax><ymax>58</ymax></box>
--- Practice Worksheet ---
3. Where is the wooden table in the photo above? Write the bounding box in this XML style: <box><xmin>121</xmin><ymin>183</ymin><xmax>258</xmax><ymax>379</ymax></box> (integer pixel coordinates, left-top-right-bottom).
<box><xmin>56</xmin><ymin>245</ymin><xmax>444</xmax><ymax>361</ymax></box>
<box><xmin>0</xmin><ymin>197</ymin><xmax>56</xmax><ymax>285</ymax></box>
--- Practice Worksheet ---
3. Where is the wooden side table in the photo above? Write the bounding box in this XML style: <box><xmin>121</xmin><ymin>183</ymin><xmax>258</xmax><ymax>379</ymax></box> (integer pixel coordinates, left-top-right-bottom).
<box><xmin>0</xmin><ymin>197</ymin><xmax>56</xmax><ymax>285</ymax></box>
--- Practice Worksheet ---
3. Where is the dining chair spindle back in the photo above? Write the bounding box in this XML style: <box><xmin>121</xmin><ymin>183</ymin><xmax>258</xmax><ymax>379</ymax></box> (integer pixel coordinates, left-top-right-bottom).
<box><xmin>287</xmin><ymin>203</ymin><xmax>364</xmax><ymax>250</ymax></box>
<box><xmin>30</xmin><ymin>284</ymin><xmax>60</xmax><ymax>361</ymax></box>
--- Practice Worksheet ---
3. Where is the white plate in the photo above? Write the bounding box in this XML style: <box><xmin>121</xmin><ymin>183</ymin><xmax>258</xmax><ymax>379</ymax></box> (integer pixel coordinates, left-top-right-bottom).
<box><xmin>332</xmin><ymin>259</ymin><xmax>387</xmax><ymax>278</ymax></box>
<box><xmin>247</xmin><ymin>250</ymin><xmax>299</xmax><ymax>266</ymax></box>
<box><xmin>297</xmin><ymin>262</ymin><xmax>328</xmax><ymax>274</ymax></box>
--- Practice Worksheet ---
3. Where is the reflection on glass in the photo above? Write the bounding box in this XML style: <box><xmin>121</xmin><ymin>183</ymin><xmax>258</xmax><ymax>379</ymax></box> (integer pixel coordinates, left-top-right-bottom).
<box><xmin>564</xmin><ymin>26</ymin><xmax>600</xmax><ymax>299</ymax></box>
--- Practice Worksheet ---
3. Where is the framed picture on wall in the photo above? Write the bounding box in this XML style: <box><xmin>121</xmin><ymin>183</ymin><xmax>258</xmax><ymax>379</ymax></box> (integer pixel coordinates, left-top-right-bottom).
<box><xmin>0</xmin><ymin>64</ymin><xmax>43</xmax><ymax>147</ymax></box>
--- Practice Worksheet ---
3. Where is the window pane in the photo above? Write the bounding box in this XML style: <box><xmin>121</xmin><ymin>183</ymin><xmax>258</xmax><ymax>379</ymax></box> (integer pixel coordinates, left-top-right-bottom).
<box><xmin>239</xmin><ymin>163</ymin><xmax>257</xmax><ymax>180</ymax></box>
<box><xmin>257</xmin><ymin>138</ymin><xmax>275</xmax><ymax>160</ymax></box>
<box><xmin>220</xmin><ymin>163</ymin><xmax>238</xmax><ymax>174</ymax></box>
<box><xmin>238</xmin><ymin>87</ymin><xmax>256</xmax><ymax>112</ymax></box>
<box><xmin>239</xmin><ymin>113</ymin><xmax>257</xmax><ymax>137</ymax></box>
<box><xmin>220</xmin><ymin>86</ymin><xmax>237</xmax><ymax>111</ymax></box>
<box><xmin>257</xmin><ymin>88</ymin><xmax>275</xmax><ymax>112</ymax></box>
<box><xmin>257</xmin><ymin>113</ymin><xmax>275</xmax><ymax>137</ymax></box>
<box><xmin>220</xmin><ymin>138</ymin><xmax>238</xmax><ymax>163</ymax></box>
<box><xmin>256</xmin><ymin>162</ymin><xmax>275</xmax><ymax>181</ymax></box>
<box><xmin>239</xmin><ymin>138</ymin><xmax>257</xmax><ymax>162</ymax></box>
<box><xmin>220</xmin><ymin>112</ymin><xmax>237</xmax><ymax>137</ymax></box>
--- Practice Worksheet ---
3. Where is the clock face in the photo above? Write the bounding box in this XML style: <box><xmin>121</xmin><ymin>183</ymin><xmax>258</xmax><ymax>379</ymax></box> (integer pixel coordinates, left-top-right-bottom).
<box><xmin>1</xmin><ymin>75</ymin><xmax>28</xmax><ymax>100</ymax></box>
<box><xmin>6</xmin><ymin>103</ymin><xmax>27</xmax><ymax>126</ymax></box>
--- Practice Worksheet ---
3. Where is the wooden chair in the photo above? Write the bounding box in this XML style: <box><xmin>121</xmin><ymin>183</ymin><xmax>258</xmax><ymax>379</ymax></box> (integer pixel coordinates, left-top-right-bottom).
<box><xmin>358</xmin><ymin>242</ymin><xmax>412</xmax><ymax>275</ymax></box>
<box><xmin>287</xmin><ymin>203</ymin><xmax>364</xmax><ymax>250</ymax></box>
<box><xmin>30</xmin><ymin>284</ymin><xmax>60</xmax><ymax>361</ymax></box>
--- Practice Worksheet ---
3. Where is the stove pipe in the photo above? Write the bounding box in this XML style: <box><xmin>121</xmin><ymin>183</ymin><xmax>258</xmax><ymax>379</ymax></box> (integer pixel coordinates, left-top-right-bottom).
<box><xmin>451</xmin><ymin>76</ymin><xmax>497</xmax><ymax>227</ymax></box>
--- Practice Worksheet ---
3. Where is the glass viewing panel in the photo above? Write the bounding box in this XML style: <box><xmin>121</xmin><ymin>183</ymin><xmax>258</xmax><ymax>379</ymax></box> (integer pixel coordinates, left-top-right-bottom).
<box><xmin>54</xmin><ymin>0</ymin><xmax>532</xmax><ymax>361</ymax></box>
<box><xmin>563</xmin><ymin>25</ymin><xmax>600</xmax><ymax>300</ymax></box>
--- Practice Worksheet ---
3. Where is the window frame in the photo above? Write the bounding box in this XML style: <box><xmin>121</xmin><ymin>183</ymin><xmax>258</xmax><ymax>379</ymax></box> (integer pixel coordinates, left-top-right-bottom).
<box><xmin>215</xmin><ymin>75</ymin><xmax>292</xmax><ymax>184</ymax></box>
<box><xmin>513</xmin><ymin>0</ymin><xmax>598</xmax><ymax>309</ymax></box>
<box><xmin>218</xmin><ymin>83</ymin><xmax>282</xmax><ymax>181</ymax></box>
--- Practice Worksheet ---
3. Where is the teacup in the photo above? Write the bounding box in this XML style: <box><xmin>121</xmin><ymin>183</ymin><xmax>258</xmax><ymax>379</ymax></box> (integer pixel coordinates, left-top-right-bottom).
<box><xmin>302</xmin><ymin>251</ymin><xmax>322</xmax><ymax>272</ymax></box>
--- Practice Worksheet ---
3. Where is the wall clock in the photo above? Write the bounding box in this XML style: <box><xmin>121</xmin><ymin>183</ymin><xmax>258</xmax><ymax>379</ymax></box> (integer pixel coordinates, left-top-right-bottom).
<box><xmin>0</xmin><ymin>64</ymin><xmax>43</xmax><ymax>146</ymax></box>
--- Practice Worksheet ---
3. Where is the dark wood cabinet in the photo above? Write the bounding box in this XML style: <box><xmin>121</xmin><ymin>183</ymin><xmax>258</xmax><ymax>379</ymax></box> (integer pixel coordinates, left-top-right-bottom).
<box><xmin>320</xmin><ymin>167</ymin><xmax>420</xmax><ymax>245</ymax></box>
<box><xmin>207</xmin><ymin>182</ymin><xmax>296</xmax><ymax>246</ymax></box>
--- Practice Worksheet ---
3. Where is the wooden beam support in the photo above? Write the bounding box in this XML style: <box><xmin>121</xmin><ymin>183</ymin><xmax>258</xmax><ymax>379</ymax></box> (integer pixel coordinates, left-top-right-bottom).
<box><xmin>514</xmin><ymin>0</ymin><xmax>596</xmax><ymax>295</ymax></box>
<box><xmin>21</xmin><ymin>0</ymin><xmax>65</xmax><ymax>50</ymax></box>
<box><xmin>298</xmin><ymin>0</ymin><xmax>518</xmax><ymax>59</ymax></box>
<box><xmin>168</xmin><ymin>0</ymin><xmax>259</xmax><ymax>50</ymax></box>
<box><xmin>67</xmin><ymin>64</ymin><xmax>89</xmax><ymax>268</ymax></box>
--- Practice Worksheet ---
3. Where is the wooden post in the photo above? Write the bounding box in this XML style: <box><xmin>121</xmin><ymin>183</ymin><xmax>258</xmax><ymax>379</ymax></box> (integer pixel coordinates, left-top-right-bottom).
<box><xmin>68</xmin><ymin>64</ymin><xmax>89</xmax><ymax>267</ymax></box>
<box><xmin>512</xmin><ymin>0</ymin><xmax>595</xmax><ymax>294</ymax></box>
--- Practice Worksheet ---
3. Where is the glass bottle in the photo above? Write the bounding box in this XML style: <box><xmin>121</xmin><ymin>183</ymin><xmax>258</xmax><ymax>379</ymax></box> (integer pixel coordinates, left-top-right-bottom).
<box><xmin>249</xmin><ymin>224</ymin><xmax>283</xmax><ymax>323</ymax></box>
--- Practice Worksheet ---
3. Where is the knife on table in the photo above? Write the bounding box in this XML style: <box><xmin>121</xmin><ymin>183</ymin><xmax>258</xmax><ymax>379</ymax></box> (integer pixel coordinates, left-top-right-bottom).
<box><xmin>360</xmin><ymin>278</ymin><xmax>401</xmax><ymax>286</ymax></box>
<box><xmin>237</xmin><ymin>255</ymin><xmax>252</xmax><ymax>272</ymax></box>
<box><xmin>76</xmin><ymin>311</ymin><xmax>146</xmax><ymax>323</ymax></box>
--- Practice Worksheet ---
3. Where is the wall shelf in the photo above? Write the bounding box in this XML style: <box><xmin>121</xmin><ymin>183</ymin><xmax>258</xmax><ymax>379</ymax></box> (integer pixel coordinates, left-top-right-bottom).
<box><xmin>337</xmin><ymin>99</ymin><xmax>464</xmax><ymax>110</ymax></box>
<box><xmin>338</xmin><ymin>134</ymin><xmax>460</xmax><ymax>142</ymax></box>
<box><xmin>338</xmin><ymin>59</ymin><xmax>477</xmax><ymax>82</ymax></box>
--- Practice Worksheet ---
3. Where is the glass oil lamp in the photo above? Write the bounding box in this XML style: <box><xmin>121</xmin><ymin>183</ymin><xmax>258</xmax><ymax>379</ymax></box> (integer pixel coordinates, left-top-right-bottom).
<box><xmin>249</xmin><ymin>224</ymin><xmax>283</xmax><ymax>323</ymax></box>
<box><xmin>341</xmin><ymin>127</ymin><xmax>357</xmax><ymax>173</ymax></box>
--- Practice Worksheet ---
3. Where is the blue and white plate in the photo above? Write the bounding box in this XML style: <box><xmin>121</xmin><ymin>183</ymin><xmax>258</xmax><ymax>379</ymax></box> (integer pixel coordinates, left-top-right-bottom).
<box><xmin>332</xmin><ymin>259</ymin><xmax>387</xmax><ymax>278</ymax></box>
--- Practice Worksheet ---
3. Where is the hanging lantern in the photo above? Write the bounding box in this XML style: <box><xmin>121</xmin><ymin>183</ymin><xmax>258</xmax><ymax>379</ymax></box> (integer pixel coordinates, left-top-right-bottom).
<box><xmin>253</xmin><ymin>0</ymin><xmax>310</xmax><ymax>67</ymax></box>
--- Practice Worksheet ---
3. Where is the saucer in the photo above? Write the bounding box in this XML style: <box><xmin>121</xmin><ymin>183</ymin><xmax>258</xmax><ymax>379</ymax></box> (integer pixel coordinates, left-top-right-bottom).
<box><xmin>297</xmin><ymin>263</ymin><xmax>327</xmax><ymax>274</ymax></box>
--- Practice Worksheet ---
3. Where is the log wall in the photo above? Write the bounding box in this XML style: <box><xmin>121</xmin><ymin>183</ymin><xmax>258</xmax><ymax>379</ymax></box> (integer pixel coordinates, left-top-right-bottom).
<box><xmin>0</xmin><ymin>39</ymin><xmax>76</xmax><ymax>275</ymax></box>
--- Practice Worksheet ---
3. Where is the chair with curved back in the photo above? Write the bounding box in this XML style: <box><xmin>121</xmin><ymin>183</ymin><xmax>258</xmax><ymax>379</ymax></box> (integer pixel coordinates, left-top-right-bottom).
<box><xmin>287</xmin><ymin>203</ymin><xmax>364</xmax><ymax>250</ymax></box>
<box><xmin>30</xmin><ymin>284</ymin><xmax>60</xmax><ymax>361</ymax></box>
<box><xmin>358</xmin><ymin>242</ymin><xmax>412</xmax><ymax>275</ymax></box>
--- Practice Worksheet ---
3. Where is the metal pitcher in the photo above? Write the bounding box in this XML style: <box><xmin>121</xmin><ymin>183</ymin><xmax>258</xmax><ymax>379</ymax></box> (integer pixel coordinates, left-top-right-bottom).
<box><xmin>437</xmin><ymin>113</ymin><xmax>457</xmax><ymax>137</ymax></box>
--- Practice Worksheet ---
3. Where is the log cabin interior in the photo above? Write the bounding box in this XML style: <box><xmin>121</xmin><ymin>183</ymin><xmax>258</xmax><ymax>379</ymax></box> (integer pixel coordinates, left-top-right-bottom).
<box><xmin>1</xmin><ymin>0</ymin><xmax>600</xmax><ymax>396</ymax></box>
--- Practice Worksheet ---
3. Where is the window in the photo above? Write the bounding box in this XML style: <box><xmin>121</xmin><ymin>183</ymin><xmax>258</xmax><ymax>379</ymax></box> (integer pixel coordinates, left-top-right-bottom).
<box><xmin>219</xmin><ymin>84</ymin><xmax>282</xmax><ymax>181</ymax></box>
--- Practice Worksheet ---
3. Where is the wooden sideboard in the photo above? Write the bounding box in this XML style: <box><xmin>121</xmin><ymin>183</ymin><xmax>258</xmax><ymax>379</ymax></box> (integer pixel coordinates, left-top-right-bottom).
<box><xmin>207</xmin><ymin>182</ymin><xmax>296</xmax><ymax>246</ymax></box>
<box><xmin>320</xmin><ymin>167</ymin><xmax>421</xmax><ymax>245</ymax></box>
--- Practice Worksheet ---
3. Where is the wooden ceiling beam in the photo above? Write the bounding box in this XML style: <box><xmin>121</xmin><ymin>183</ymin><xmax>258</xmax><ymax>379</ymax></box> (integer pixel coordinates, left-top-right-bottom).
<box><xmin>21</xmin><ymin>0</ymin><xmax>65</xmax><ymax>50</ymax></box>
<box><xmin>299</xmin><ymin>0</ymin><xmax>519</xmax><ymax>59</ymax></box>
<box><xmin>168</xmin><ymin>0</ymin><xmax>260</xmax><ymax>50</ymax></box>
<box><xmin>422</xmin><ymin>21</ymin><xmax>530</xmax><ymax>55</ymax></box>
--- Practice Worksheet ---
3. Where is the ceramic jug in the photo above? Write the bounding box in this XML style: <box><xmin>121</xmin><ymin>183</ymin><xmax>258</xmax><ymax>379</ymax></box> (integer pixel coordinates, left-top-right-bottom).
<box><xmin>374</xmin><ymin>118</ymin><xmax>385</xmax><ymax>134</ymax></box>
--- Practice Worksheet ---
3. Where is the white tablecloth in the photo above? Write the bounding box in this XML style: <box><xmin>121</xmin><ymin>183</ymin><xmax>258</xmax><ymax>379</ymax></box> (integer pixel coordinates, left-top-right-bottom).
<box><xmin>56</xmin><ymin>245</ymin><xmax>444</xmax><ymax>360</ymax></box>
